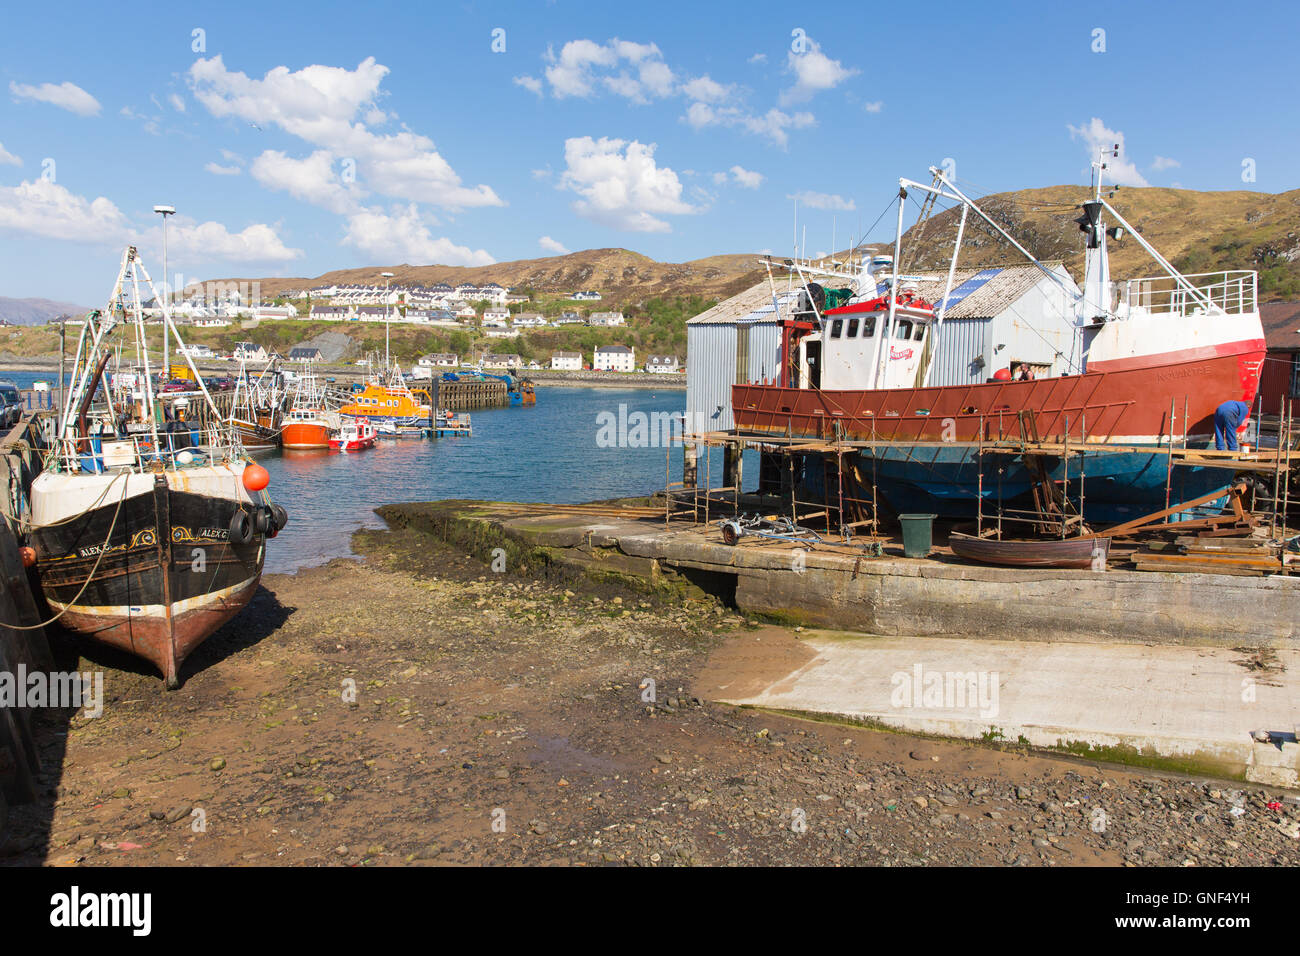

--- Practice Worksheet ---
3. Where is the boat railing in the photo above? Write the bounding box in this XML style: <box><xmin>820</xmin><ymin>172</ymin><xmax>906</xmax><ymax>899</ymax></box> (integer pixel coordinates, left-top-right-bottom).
<box><xmin>47</xmin><ymin>423</ymin><xmax>243</xmax><ymax>475</ymax></box>
<box><xmin>1122</xmin><ymin>270</ymin><xmax>1257</xmax><ymax>317</ymax></box>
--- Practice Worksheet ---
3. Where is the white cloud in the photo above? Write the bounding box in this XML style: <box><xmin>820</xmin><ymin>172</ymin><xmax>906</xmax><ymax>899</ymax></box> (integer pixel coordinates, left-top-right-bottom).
<box><xmin>681</xmin><ymin>75</ymin><xmax>732</xmax><ymax>104</ymax></box>
<box><xmin>787</xmin><ymin>190</ymin><xmax>855</xmax><ymax>211</ymax></box>
<box><xmin>0</xmin><ymin>179</ymin><xmax>127</xmax><ymax>241</ymax></box>
<box><xmin>220</xmin><ymin>149</ymin><xmax>244</xmax><ymax>164</ymax></box>
<box><xmin>539</xmin><ymin>235</ymin><xmax>570</xmax><ymax>255</ymax></box>
<box><xmin>1151</xmin><ymin>155</ymin><xmax>1180</xmax><ymax>171</ymax></box>
<box><xmin>168</xmin><ymin>219</ymin><xmax>302</xmax><ymax>264</ymax></box>
<box><xmin>863</xmin><ymin>100</ymin><xmax>883</xmax><ymax>114</ymax></box>
<box><xmin>559</xmin><ymin>135</ymin><xmax>696</xmax><ymax>232</ymax></box>
<box><xmin>250</xmin><ymin>149</ymin><xmax>357</xmax><ymax>214</ymax></box>
<box><xmin>1067</xmin><ymin>117</ymin><xmax>1149</xmax><ymax>187</ymax></box>
<box><xmin>189</xmin><ymin>56</ymin><xmax>502</xmax><ymax>210</ymax></box>
<box><xmin>0</xmin><ymin>177</ymin><xmax>299</xmax><ymax>269</ymax></box>
<box><xmin>343</xmin><ymin>204</ymin><xmax>494</xmax><ymax>266</ymax></box>
<box><xmin>0</xmin><ymin>142</ymin><xmax>20</xmax><ymax>166</ymax></box>
<box><xmin>542</xmin><ymin>38</ymin><xmax>677</xmax><ymax>104</ymax></box>
<box><xmin>748</xmin><ymin>53</ymin><xmax>767</xmax><ymax>64</ymax></box>
<box><xmin>684</xmin><ymin>102</ymin><xmax>815</xmax><ymax>148</ymax></box>
<box><xmin>514</xmin><ymin>75</ymin><xmax>543</xmax><ymax>96</ymax></box>
<box><xmin>729</xmin><ymin>165</ymin><xmax>763</xmax><ymax>189</ymax></box>
<box><xmin>169</xmin><ymin>93</ymin><xmax>186</xmax><ymax>113</ymax></box>
<box><xmin>204</xmin><ymin>162</ymin><xmax>242</xmax><ymax>176</ymax></box>
<box><xmin>781</xmin><ymin>38</ymin><xmax>856</xmax><ymax>105</ymax></box>
<box><xmin>9</xmin><ymin>80</ymin><xmax>101</xmax><ymax>116</ymax></box>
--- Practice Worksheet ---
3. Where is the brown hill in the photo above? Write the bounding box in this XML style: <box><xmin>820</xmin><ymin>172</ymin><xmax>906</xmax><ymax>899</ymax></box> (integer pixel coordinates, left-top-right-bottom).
<box><xmin>898</xmin><ymin>185</ymin><xmax>1300</xmax><ymax>300</ymax></box>
<box><xmin>214</xmin><ymin>248</ymin><xmax>765</xmax><ymax>308</ymax></box>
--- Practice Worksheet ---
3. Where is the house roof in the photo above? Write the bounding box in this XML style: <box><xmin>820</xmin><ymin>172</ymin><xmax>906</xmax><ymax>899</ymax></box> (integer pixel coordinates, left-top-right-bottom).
<box><xmin>688</xmin><ymin>261</ymin><xmax>1072</xmax><ymax>326</ymax></box>
<box><xmin>552</xmin><ymin>351</ymin><xmax>581</xmax><ymax>358</ymax></box>
<box><xmin>1261</xmin><ymin>302</ymin><xmax>1300</xmax><ymax>351</ymax></box>
<box><xmin>596</xmin><ymin>345</ymin><xmax>633</xmax><ymax>353</ymax></box>
<box><xmin>288</xmin><ymin>347</ymin><xmax>322</xmax><ymax>357</ymax></box>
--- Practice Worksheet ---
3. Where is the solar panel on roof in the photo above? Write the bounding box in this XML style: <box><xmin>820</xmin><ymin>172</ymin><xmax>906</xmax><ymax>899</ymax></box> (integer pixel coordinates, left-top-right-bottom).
<box><xmin>931</xmin><ymin>268</ymin><xmax>1003</xmax><ymax>313</ymax></box>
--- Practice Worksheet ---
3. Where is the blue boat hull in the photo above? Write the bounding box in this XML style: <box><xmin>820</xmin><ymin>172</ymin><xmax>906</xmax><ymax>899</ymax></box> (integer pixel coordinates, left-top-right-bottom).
<box><xmin>823</xmin><ymin>445</ymin><xmax>1239</xmax><ymax>524</ymax></box>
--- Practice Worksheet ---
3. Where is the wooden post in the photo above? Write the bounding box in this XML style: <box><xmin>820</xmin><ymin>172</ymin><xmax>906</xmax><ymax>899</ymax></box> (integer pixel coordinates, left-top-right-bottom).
<box><xmin>683</xmin><ymin>441</ymin><xmax>698</xmax><ymax>489</ymax></box>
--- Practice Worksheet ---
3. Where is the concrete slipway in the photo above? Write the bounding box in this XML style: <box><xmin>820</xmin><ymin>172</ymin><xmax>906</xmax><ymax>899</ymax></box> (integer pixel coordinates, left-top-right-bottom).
<box><xmin>379</xmin><ymin>501</ymin><xmax>1300</xmax><ymax>784</ymax></box>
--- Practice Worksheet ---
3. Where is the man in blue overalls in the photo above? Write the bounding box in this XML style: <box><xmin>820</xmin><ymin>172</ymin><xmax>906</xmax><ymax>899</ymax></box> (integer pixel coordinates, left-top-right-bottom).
<box><xmin>1214</xmin><ymin>399</ymin><xmax>1251</xmax><ymax>451</ymax></box>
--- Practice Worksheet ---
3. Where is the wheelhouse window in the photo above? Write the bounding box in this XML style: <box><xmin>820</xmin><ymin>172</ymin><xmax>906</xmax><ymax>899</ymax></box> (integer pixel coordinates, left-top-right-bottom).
<box><xmin>847</xmin><ymin>318</ymin><xmax>860</xmax><ymax>338</ymax></box>
<box><xmin>913</xmin><ymin>323</ymin><xmax>925</xmax><ymax>341</ymax></box>
<box><xmin>896</xmin><ymin>320</ymin><xmax>912</xmax><ymax>339</ymax></box>
<box><xmin>862</xmin><ymin>317</ymin><xmax>876</xmax><ymax>337</ymax></box>
<box><xmin>830</xmin><ymin>319</ymin><xmax>843</xmax><ymax>339</ymax></box>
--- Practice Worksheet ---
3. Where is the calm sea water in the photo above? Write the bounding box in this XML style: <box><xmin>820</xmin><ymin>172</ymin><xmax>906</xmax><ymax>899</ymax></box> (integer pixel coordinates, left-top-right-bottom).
<box><xmin>4</xmin><ymin>371</ymin><xmax>742</xmax><ymax>574</ymax></box>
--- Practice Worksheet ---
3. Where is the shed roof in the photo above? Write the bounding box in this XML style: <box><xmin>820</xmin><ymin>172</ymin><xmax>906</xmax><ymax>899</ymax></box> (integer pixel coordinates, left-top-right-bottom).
<box><xmin>687</xmin><ymin>261</ymin><xmax>1072</xmax><ymax>327</ymax></box>
<box><xmin>1261</xmin><ymin>302</ymin><xmax>1300</xmax><ymax>351</ymax></box>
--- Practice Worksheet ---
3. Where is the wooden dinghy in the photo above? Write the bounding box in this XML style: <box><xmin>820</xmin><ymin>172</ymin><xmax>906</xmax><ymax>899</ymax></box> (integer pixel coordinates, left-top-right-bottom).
<box><xmin>948</xmin><ymin>532</ymin><xmax>1110</xmax><ymax>569</ymax></box>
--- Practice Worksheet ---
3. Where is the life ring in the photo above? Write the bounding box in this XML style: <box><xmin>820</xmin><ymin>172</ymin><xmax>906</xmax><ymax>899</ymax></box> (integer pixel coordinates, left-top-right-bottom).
<box><xmin>229</xmin><ymin>509</ymin><xmax>254</xmax><ymax>545</ymax></box>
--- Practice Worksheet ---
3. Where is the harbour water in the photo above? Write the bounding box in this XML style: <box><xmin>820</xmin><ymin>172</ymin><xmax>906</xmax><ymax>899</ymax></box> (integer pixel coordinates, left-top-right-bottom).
<box><xmin>2</xmin><ymin>371</ymin><xmax>737</xmax><ymax>574</ymax></box>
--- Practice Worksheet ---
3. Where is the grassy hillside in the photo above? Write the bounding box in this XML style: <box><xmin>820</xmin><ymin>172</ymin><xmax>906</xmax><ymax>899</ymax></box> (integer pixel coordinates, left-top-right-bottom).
<box><xmin>900</xmin><ymin>186</ymin><xmax>1300</xmax><ymax>299</ymax></box>
<box><xmin>212</xmin><ymin>247</ymin><xmax>763</xmax><ymax>313</ymax></box>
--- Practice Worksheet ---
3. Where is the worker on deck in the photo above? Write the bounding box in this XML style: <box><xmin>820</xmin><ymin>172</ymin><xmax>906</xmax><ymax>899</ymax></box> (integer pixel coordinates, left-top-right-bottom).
<box><xmin>1213</xmin><ymin>399</ymin><xmax>1251</xmax><ymax>451</ymax></box>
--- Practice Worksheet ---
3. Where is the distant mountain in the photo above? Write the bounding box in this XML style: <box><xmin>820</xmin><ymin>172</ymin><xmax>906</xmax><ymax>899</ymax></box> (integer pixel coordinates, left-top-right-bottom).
<box><xmin>898</xmin><ymin>185</ymin><xmax>1300</xmax><ymax>300</ymax></box>
<box><xmin>0</xmin><ymin>296</ymin><xmax>93</xmax><ymax>326</ymax></box>
<box><xmin>211</xmin><ymin>248</ymin><xmax>766</xmax><ymax>308</ymax></box>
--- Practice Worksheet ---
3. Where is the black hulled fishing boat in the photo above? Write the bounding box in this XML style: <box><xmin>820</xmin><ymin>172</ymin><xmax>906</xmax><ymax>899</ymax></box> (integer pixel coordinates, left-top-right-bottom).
<box><xmin>29</xmin><ymin>246</ymin><xmax>288</xmax><ymax>688</ymax></box>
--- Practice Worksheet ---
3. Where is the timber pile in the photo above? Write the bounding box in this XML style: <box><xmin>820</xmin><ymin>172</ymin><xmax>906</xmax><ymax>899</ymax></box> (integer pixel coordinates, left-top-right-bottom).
<box><xmin>1133</xmin><ymin>533</ymin><xmax>1285</xmax><ymax>576</ymax></box>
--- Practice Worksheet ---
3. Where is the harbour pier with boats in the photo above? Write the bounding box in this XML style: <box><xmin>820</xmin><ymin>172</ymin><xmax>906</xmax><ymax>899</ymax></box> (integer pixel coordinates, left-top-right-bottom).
<box><xmin>4</xmin><ymin>159</ymin><xmax>1300</xmax><ymax>868</ymax></box>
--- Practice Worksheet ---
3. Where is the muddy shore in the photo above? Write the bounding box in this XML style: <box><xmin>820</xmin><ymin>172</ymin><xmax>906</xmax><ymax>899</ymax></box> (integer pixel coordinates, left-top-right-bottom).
<box><xmin>2</xmin><ymin>522</ymin><xmax>1296</xmax><ymax>867</ymax></box>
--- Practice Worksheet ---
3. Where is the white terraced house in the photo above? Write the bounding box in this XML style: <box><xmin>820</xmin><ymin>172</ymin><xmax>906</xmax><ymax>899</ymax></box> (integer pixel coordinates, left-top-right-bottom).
<box><xmin>594</xmin><ymin>345</ymin><xmax>635</xmax><ymax>372</ymax></box>
<box><xmin>551</xmin><ymin>351</ymin><xmax>582</xmax><ymax>370</ymax></box>
<box><xmin>310</xmin><ymin>305</ymin><xmax>353</xmax><ymax>321</ymax></box>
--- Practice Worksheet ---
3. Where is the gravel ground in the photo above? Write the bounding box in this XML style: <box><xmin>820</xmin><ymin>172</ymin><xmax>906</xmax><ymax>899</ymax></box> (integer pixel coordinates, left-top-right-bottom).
<box><xmin>2</xmin><ymin>524</ymin><xmax>1297</xmax><ymax>867</ymax></box>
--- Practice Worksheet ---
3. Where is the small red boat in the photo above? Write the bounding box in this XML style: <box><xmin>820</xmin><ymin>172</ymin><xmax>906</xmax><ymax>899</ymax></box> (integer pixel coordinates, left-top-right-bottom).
<box><xmin>329</xmin><ymin>417</ymin><xmax>377</xmax><ymax>452</ymax></box>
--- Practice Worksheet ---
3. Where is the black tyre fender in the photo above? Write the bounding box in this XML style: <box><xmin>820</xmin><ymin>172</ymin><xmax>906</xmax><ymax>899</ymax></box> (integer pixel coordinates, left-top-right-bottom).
<box><xmin>229</xmin><ymin>509</ymin><xmax>254</xmax><ymax>545</ymax></box>
<box><xmin>270</xmin><ymin>503</ymin><xmax>289</xmax><ymax>532</ymax></box>
<box><xmin>254</xmin><ymin>507</ymin><xmax>273</xmax><ymax>535</ymax></box>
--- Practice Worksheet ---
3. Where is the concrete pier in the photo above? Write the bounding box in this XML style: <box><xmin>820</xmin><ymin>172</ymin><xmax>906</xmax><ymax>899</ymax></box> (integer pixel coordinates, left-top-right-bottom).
<box><xmin>382</xmin><ymin>501</ymin><xmax>1300</xmax><ymax>649</ymax></box>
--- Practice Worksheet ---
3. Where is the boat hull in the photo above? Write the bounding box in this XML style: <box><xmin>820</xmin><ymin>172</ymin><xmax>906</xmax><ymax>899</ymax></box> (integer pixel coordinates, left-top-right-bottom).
<box><xmin>281</xmin><ymin>421</ymin><xmax>330</xmax><ymax>449</ymax></box>
<box><xmin>948</xmin><ymin>532</ymin><xmax>1110</xmax><ymax>569</ymax></box>
<box><xmin>30</xmin><ymin>470</ymin><xmax>267</xmax><ymax>687</ymax></box>
<box><xmin>735</xmin><ymin>341</ymin><xmax>1264</xmax><ymax>521</ymax></box>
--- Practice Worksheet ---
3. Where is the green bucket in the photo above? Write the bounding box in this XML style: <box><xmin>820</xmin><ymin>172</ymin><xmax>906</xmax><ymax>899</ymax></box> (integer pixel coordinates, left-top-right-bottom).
<box><xmin>898</xmin><ymin>513</ymin><xmax>937</xmax><ymax>558</ymax></box>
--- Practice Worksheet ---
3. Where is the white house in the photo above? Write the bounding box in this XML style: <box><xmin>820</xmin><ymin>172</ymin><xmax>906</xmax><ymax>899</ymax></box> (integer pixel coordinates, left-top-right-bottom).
<box><xmin>179</xmin><ymin>343</ymin><xmax>214</xmax><ymax>359</ymax></box>
<box><xmin>570</xmin><ymin>290</ymin><xmax>602</xmax><ymax>301</ymax></box>
<box><xmin>482</xmin><ymin>308</ymin><xmax>511</xmax><ymax>327</ymax></box>
<box><xmin>254</xmin><ymin>305</ymin><xmax>298</xmax><ymax>321</ymax></box>
<box><xmin>646</xmin><ymin>354</ymin><xmax>681</xmax><ymax>373</ymax></box>
<box><xmin>594</xmin><ymin>345</ymin><xmax>635</xmax><ymax>372</ymax></box>
<box><xmin>310</xmin><ymin>305</ymin><xmax>352</xmax><ymax>321</ymax></box>
<box><xmin>192</xmin><ymin>316</ymin><xmax>231</xmax><ymax>328</ymax></box>
<box><xmin>287</xmin><ymin>346</ymin><xmax>324</xmax><ymax>363</ymax></box>
<box><xmin>512</xmin><ymin>312</ymin><xmax>548</xmax><ymax>328</ymax></box>
<box><xmin>420</xmin><ymin>353</ymin><xmax>459</xmax><ymax>367</ymax></box>
<box><xmin>480</xmin><ymin>353</ymin><xmax>522</xmax><ymax>370</ymax></box>
<box><xmin>588</xmin><ymin>311</ymin><xmax>626</xmax><ymax>327</ymax></box>
<box><xmin>232</xmin><ymin>342</ymin><xmax>268</xmax><ymax>363</ymax></box>
<box><xmin>550</xmin><ymin>351</ymin><xmax>582</xmax><ymax>371</ymax></box>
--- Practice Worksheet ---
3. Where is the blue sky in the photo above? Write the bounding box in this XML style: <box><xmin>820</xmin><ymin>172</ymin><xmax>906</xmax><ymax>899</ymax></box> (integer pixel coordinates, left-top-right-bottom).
<box><xmin>1</xmin><ymin>0</ymin><xmax>1297</xmax><ymax>304</ymax></box>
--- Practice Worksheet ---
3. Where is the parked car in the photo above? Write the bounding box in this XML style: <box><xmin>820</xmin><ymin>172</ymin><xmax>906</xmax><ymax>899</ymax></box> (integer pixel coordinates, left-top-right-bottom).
<box><xmin>0</xmin><ymin>381</ymin><xmax>22</xmax><ymax>427</ymax></box>
<box><xmin>160</xmin><ymin>379</ymin><xmax>193</xmax><ymax>394</ymax></box>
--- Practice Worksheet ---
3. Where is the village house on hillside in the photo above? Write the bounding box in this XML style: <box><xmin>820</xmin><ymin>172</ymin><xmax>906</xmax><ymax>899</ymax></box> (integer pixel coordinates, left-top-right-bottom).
<box><xmin>419</xmin><ymin>353</ymin><xmax>459</xmax><ymax>367</ymax></box>
<box><xmin>287</xmin><ymin>346</ymin><xmax>324</xmax><ymax>363</ymax></box>
<box><xmin>587</xmin><ymin>311</ymin><xmax>626</xmax><ymax>327</ymax></box>
<box><xmin>594</xmin><ymin>344</ymin><xmax>635</xmax><ymax>372</ymax></box>
<box><xmin>550</xmin><ymin>350</ymin><xmax>582</xmax><ymax>370</ymax></box>
<box><xmin>569</xmin><ymin>290</ymin><xmax>602</xmax><ymax>301</ymax></box>
<box><xmin>646</xmin><ymin>354</ymin><xmax>681</xmax><ymax>373</ymax></box>
<box><xmin>232</xmin><ymin>341</ymin><xmax>268</xmax><ymax>363</ymax></box>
